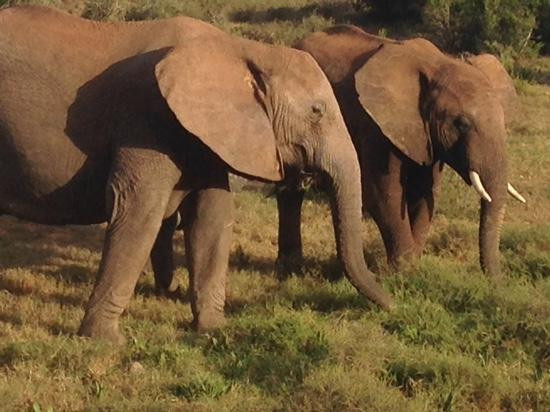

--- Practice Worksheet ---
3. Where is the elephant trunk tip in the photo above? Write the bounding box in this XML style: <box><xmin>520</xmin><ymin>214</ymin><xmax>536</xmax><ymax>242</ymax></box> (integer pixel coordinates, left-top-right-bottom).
<box><xmin>379</xmin><ymin>295</ymin><xmax>395</xmax><ymax>312</ymax></box>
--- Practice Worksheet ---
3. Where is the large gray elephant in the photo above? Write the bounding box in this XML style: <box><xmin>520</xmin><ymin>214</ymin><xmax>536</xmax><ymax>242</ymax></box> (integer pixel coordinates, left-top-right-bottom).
<box><xmin>0</xmin><ymin>8</ymin><xmax>392</xmax><ymax>344</ymax></box>
<box><xmin>274</xmin><ymin>26</ymin><xmax>525</xmax><ymax>277</ymax></box>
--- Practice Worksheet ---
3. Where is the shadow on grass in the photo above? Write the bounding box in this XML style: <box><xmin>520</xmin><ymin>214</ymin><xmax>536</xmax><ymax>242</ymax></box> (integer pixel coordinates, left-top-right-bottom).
<box><xmin>0</xmin><ymin>274</ymin><xmax>85</xmax><ymax>307</ymax></box>
<box><xmin>229</xmin><ymin>249</ymin><xmax>349</xmax><ymax>279</ymax></box>
<box><xmin>134</xmin><ymin>280</ymin><xmax>191</xmax><ymax>305</ymax></box>
<box><xmin>516</xmin><ymin>64</ymin><xmax>550</xmax><ymax>85</ymax></box>
<box><xmin>227</xmin><ymin>2</ymin><xmax>421</xmax><ymax>40</ymax></box>
<box><xmin>225</xmin><ymin>285</ymin><xmax>369</xmax><ymax>318</ymax></box>
<box><xmin>0</xmin><ymin>311</ymin><xmax>23</xmax><ymax>327</ymax></box>
<box><xmin>41</xmin><ymin>264</ymin><xmax>95</xmax><ymax>286</ymax></box>
<box><xmin>0</xmin><ymin>217</ymin><xmax>104</xmax><ymax>282</ymax></box>
<box><xmin>0</xmin><ymin>218</ymin><xmax>100</xmax><ymax>312</ymax></box>
<box><xmin>288</xmin><ymin>286</ymin><xmax>369</xmax><ymax>313</ymax></box>
<box><xmin>46</xmin><ymin>320</ymin><xmax>78</xmax><ymax>336</ymax></box>
<box><xmin>0</xmin><ymin>217</ymin><xmax>378</xmax><ymax>320</ymax></box>
<box><xmin>229</xmin><ymin>2</ymin><xmax>360</xmax><ymax>25</ymax></box>
<box><xmin>228</xmin><ymin>249</ymin><xmax>276</xmax><ymax>275</ymax></box>
<box><xmin>0</xmin><ymin>216</ymin><xmax>104</xmax><ymax>252</ymax></box>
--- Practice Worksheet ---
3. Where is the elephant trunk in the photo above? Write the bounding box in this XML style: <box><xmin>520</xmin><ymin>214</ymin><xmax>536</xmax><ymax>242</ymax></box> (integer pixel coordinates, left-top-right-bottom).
<box><xmin>479</xmin><ymin>197</ymin><xmax>506</xmax><ymax>278</ymax></box>
<box><xmin>318</xmin><ymin>142</ymin><xmax>393</xmax><ymax>310</ymax></box>
<box><xmin>471</xmin><ymin>151</ymin><xmax>508</xmax><ymax>278</ymax></box>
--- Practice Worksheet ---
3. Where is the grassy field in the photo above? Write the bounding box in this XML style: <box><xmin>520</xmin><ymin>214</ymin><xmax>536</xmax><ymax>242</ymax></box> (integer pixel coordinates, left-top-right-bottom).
<box><xmin>1</xmin><ymin>1</ymin><xmax>549</xmax><ymax>410</ymax></box>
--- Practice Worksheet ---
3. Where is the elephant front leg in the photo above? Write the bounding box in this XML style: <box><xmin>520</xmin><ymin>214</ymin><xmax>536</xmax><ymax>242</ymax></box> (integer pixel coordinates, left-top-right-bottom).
<box><xmin>370</xmin><ymin>194</ymin><xmax>418</xmax><ymax>267</ymax></box>
<box><xmin>78</xmin><ymin>184</ymin><xmax>174</xmax><ymax>344</ymax></box>
<box><xmin>78</xmin><ymin>144</ymin><xmax>182</xmax><ymax>344</ymax></box>
<box><xmin>150</xmin><ymin>212</ymin><xmax>181</xmax><ymax>298</ymax></box>
<box><xmin>364</xmin><ymin>155</ymin><xmax>418</xmax><ymax>268</ymax></box>
<box><xmin>276</xmin><ymin>176</ymin><xmax>305</xmax><ymax>276</ymax></box>
<box><xmin>407</xmin><ymin>162</ymin><xmax>443</xmax><ymax>255</ymax></box>
<box><xmin>184</xmin><ymin>185</ymin><xmax>234</xmax><ymax>332</ymax></box>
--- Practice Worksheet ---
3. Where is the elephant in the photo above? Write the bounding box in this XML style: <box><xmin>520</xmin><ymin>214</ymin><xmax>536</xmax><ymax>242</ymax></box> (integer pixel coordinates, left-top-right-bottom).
<box><xmin>274</xmin><ymin>25</ymin><xmax>526</xmax><ymax>278</ymax></box>
<box><xmin>0</xmin><ymin>7</ymin><xmax>392</xmax><ymax>344</ymax></box>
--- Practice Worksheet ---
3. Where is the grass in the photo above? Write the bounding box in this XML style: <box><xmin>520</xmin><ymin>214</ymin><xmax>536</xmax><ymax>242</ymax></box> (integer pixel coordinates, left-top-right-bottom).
<box><xmin>1</xmin><ymin>0</ymin><xmax>549</xmax><ymax>410</ymax></box>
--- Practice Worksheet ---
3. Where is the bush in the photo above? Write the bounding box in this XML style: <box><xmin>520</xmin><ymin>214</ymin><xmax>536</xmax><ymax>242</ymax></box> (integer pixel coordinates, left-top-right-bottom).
<box><xmin>356</xmin><ymin>0</ymin><xmax>548</xmax><ymax>75</ymax></box>
<box><xmin>0</xmin><ymin>0</ymin><xmax>62</xmax><ymax>7</ymax></box>
<box><xmin>424</xmin><ymin>0</ymin><xmax>545</xmax><ymax>76</ymax></box>
<box><xmin>425</xmin><ymin>0</ymin><xmax>540</xmax><ymax>52</ymax></box>
<box><xmin>354</xmin><ymin>0</ymin><xmax>427</xmax><ymax>21</ymax></box>
<box><xmin>356</xmin><ymin>0</ymin><xmax>547</xmax><ymax>51</ymax></box>
<box><xmin>536</xmin><ymin>1</ymin><xmax>550</xmax><ymax>53</ymax></box>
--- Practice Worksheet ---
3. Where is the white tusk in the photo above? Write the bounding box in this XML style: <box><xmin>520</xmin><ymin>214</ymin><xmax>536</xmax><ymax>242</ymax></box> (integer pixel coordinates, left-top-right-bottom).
<box><xmin>508</xmin><ymin>183</ymin><xmax>526</xmax><ymax>203</ymax></box>
<box><xmin>469</xmin><ymin>171</ymin><xmax>492</xmax><ymax>202</ymax></box>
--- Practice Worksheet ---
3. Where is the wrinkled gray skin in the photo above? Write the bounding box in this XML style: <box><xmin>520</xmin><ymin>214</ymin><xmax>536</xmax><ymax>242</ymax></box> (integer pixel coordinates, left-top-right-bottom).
<box><xmin>0</xmin><ymin>8</ymin><xmax>392</xmax><ymax>343</ymax></box>
<box><xmin>274</xmin><ymin>26</ymin><xmax>518</xmax><ymax>278</ymax></box>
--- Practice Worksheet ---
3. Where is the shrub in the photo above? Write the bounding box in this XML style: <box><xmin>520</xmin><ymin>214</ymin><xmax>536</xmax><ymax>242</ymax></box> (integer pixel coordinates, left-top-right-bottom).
<box><xmin>0</xmin><ymin>0</ymin><xmax>62</xmax><ymax>7</ymax></box>
<box><xmin>535</xmin><ymin>1</ymin><xmax>550</xmax><ymax>53</ymax></box>
<box><xmin>356</xmin><ymin>0</ymin><xmax>547</xmax><ymax>76</ymax></box>
<box><xmin>354</xmin><ymin>0</ymin><xmax>427</xmax><ymax>21</ymax></box>
<box><xmin>427</xmin><ymin>0</ymin><xmax>539</xmax><ymax>52</ymax></box>
<box><xmin>424</xmin><ymin>0</ymin><xmax>544</xmax><ymax>76</ymax></box>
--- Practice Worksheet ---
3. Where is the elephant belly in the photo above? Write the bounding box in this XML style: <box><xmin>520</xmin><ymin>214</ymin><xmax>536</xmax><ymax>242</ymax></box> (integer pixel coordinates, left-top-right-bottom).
<box><xmin>0</xmin><ymin>137</ymin><xmax>110</xmax><ymax>225</ymax></box>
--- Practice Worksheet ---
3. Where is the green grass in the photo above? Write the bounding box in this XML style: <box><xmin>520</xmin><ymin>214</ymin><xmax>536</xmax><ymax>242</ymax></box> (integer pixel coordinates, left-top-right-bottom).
<box><xmin>1</xmin><ymin>1</ymin><xmax>550</xmax><ymax>410</ymax></box>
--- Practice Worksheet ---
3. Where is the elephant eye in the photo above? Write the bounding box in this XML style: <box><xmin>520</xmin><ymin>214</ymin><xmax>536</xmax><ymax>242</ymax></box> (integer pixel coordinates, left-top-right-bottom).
<box><xmin>310</xmin><ymin>101</ymin><xmax>326</xmax><ymax>121</ymax></box>
<box><xmin>453</xmin><ymin>116</ymin><xmax>471</xmax><ymax>134</ymax></box>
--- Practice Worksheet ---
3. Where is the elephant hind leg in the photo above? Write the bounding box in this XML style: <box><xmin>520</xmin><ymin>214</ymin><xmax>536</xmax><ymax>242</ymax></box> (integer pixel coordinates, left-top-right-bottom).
<box><xmin>276</xmin><ymin>176</ymin><xmax>305</xmax><ymax>277</ymax></box>
<box><xmin>150</xmin><ymin>211</ymin><xmax>181</xmax><ymax>298</ymax></box>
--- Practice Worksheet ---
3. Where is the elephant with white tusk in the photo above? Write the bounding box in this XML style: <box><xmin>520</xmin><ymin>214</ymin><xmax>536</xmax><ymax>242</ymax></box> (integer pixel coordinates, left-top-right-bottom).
<box><xmin>273</xmin><ymin>26</ymin><xmax>526</xmax><ymax>279</ymax></box>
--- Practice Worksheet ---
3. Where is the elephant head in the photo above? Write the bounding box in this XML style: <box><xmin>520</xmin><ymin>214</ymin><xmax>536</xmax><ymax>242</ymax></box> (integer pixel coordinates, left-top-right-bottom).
<box><xmin>354</xmin><ymin>39</ymin><xmax>523</xmax><ymax>278</ymax></box>
<box><xmin>154</xmin><ymin>38</ymin><xmax>392</xmax><ymax>308</ymax></box>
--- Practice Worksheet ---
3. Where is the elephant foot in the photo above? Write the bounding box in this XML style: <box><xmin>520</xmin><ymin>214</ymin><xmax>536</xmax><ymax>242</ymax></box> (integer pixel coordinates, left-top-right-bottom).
<box><xmin>155</xmin><ymin>278</ymin><xmax>181</xmax><ymax>301</ymax></box>
<box><xmin>192</xmin><ymin>309</ymin><xmax>226</xmax><ymax>333</ymax></box>
<box><xmin>387</xmin><ymin>249</ymin><xmax>421</xmax><ymax>272</ymax></box>
<box><xmin>78</xmin><ymin>317</ymin><xmax>126</xmax><ymax>345</ymax></box>
<box><xmin>275</xmin><ymin>253</ymin><xmax>304</xmax><ymax>278</ymax></box>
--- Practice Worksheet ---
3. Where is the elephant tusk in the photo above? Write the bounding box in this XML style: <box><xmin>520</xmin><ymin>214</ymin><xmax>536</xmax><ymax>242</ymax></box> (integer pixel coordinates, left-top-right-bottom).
<box><xmin>469</xmin><ymin>170</ymin><xmax>492</xmax><ymax>202</ymax></box>
<box><xmin>508</xmin><ymin>183</ymin><xmax>526</xmax><ymax>203</ymax></box>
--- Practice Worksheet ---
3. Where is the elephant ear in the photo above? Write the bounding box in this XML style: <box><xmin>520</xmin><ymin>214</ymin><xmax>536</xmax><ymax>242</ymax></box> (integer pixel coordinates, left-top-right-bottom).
<box><xmin>464</xmin><ymin>53</ymin><xmax>517</xmax><ymax>122</ymax></box>
<box><xmin>155</xmin><ymin>43</ymin><xmax>283</xmax><ymax>182</ymax></box>
<box><xmin>354</xmin><ymin>40</ymin><xmax>443</xmax><ymax>166</ymax></box>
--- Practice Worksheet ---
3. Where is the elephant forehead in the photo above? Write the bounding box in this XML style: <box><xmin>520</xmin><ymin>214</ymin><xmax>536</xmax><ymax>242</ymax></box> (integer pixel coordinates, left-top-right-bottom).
<box><xmin>272</xmin><ymin>57</ymin><xmax>339</xmax><ymax>112</ymax></box>
<box><xmin>283</xmin><ymin>50</ymin><xmax>330</xmax><ymax>88</ymax></box>
<box><xmin>439</xmin><ymin>63</ymin><xmax>492</xmax><ymax>92</ymax></box>
<box><xmin>467</xmin><ymin>99</ymin><xmax>505</xmax><ymax>126</ymax></box>
<box><xmin>434</xmin><ymin>67</ymin><xmax>495</xmax><ymax>107</ymax></box>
